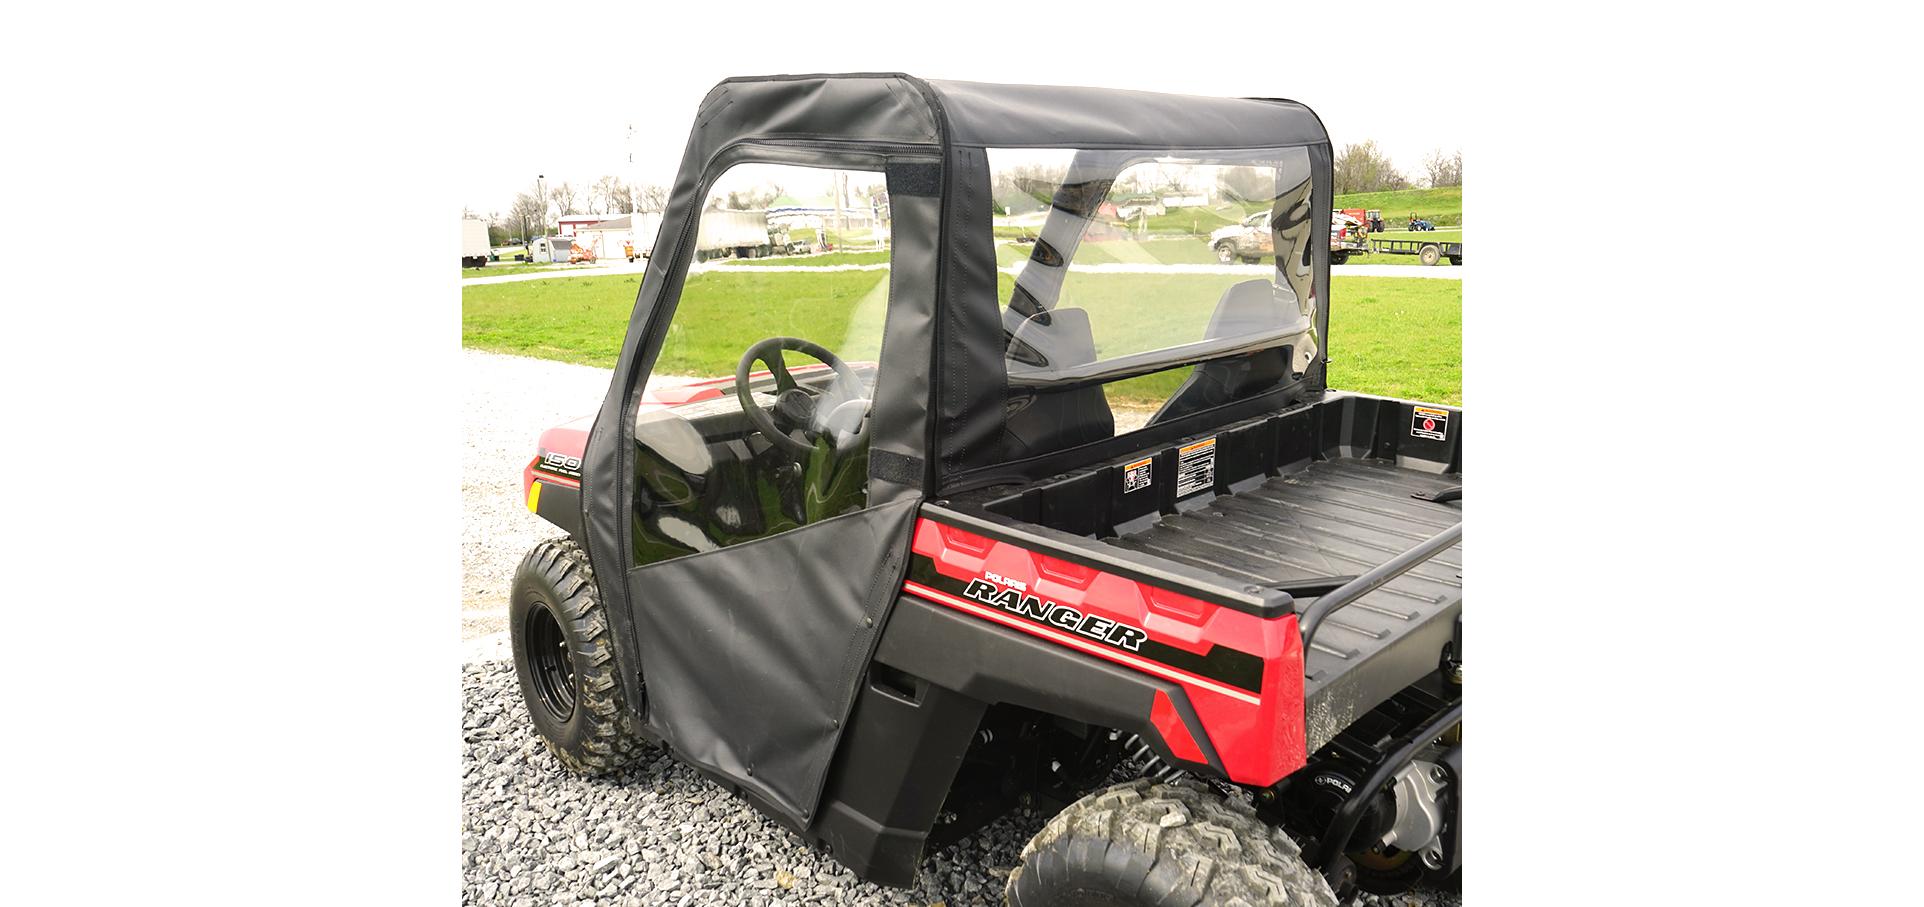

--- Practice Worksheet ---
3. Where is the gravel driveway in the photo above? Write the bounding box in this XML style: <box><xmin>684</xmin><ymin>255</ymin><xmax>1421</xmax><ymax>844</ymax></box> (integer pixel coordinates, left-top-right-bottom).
<box><xmin>461</xmin><ymin>350</ymin><xmax>618</xmax><ymax>656</ymax></box>
<box><xmin>460</xmin><ymin>349</ymin><xmax>1460</xmax><ymax>907</ymax></box>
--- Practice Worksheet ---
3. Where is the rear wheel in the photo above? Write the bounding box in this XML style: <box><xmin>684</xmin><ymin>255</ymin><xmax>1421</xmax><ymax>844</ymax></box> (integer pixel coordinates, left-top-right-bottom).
<box><xmin>1008</xmin><ymin>779</ymin><xmax>1338</xmax><ymax>907</ymax></box>
<box><xmin>1215</xmin><ymin>241</ymin><xmax>1237</xmax><ymax>264</ymax></box>
<box><xmin>1420</xmin><ymin>244</ymin><xmax>1441</xmax><ymax>266</ymax></box>
<box><xmin>510</xmin><ymin>538</ymin><xmax>648</xmax><ymax>775</ymax></box>
<box><xmin>1330</xmin><ymin>251</ymin><xmax>1350</xmax><ymax>266</ymax></box>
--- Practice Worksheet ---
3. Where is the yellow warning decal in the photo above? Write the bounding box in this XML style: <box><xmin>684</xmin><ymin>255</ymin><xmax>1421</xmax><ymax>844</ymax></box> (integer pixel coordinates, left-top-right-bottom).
<box><xmin>527</xmin><ymin>481</ymin><xmax>541</xmax><ymax>514</ymax></box>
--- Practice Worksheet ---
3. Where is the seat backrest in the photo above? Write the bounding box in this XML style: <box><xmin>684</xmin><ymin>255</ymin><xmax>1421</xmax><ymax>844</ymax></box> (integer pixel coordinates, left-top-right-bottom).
<box><xmin>1146</xmin><ymin>280</ymin><xmax>1295</xmax><ymax>426</ymax></box>
<box><xmin>1003</xmin><ymin>307</ymin><xmax>1115</xmax><ymax>460</ymax></box>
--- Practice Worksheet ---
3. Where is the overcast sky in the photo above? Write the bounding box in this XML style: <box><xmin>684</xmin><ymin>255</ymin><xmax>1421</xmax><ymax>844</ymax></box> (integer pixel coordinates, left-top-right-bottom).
<box><xmin>457</xmin><ymin>9</ymin><xmax>1464</xmax><ymax>219</ymax></box>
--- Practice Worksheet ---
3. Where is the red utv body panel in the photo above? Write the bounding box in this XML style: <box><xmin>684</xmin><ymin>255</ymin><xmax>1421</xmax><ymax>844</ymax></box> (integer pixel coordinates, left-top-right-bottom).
<box><xmin>904</xmin><ymin>518</ymin><xmax>1308</xmax><ymax>786</ymax></box>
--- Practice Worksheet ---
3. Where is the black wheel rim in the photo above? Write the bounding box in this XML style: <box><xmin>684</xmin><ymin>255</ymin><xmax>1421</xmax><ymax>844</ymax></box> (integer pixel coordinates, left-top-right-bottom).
<box><xmin>525</xmin><ymin>603</ymin><xmax>576</xmax><ymax>722</ymax></box>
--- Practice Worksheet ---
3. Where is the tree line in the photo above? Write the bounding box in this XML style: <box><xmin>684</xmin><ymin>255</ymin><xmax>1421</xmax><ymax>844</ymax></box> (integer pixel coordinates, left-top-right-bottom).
<box><xmin>467</xmin><ymin>176</ymin><xmax>671</xmax><ymax>245</ymax></box>
<box><xmin>1335</xmin><ymin>144</ymin><xmax>1463</xmax><ymax>196</ymax></box>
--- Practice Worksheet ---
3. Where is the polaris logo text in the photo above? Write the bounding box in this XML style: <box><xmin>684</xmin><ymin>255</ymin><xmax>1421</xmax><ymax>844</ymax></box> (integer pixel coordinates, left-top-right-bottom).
<box><xmin>960</xmin><ymin>578</ymin><xmax>1148</xmax><ymax>652</ymax></box>
<box><xmin>982</xmin><ymin>571</ymin><xmax>1026</xmax><ymax>593</ymax></box>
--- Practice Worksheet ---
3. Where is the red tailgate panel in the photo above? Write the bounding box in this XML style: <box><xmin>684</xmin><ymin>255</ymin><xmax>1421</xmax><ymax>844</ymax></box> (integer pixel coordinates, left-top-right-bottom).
<box><xmin>904</xmin><ymin>517</ymin><xmax>1306</xmax><ymax>786</ymax></box>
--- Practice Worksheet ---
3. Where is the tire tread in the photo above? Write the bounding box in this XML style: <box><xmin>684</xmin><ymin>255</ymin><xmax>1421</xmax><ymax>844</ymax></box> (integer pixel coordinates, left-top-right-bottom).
<box><xmin>1009</xmin><ymin>780</ymin><xmax>1336</xmax><ymax>907</ymax></box>
<box><xmin>510</xmin><ymin>538</ymin><xmax>647</xmax><ymax>775</ymax></box>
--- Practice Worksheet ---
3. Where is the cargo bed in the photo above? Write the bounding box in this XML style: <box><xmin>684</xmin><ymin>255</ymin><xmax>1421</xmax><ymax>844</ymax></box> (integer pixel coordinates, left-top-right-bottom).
<box><xmin>1107</xmin><ymin>457</ymin><xmax>1460</xmax><ymax>748</ymax></box>
<box><xmin>936</xmin><ymin>392</ymin><xmax>1463</xmax><ymax>751</ymax></box>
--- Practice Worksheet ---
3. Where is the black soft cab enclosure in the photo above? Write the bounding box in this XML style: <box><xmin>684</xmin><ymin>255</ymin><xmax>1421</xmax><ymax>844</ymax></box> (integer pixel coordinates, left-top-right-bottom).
<box><xmin>508</xmin><ymin>73</ymin><xmax>1461</xmax><ymax>907</ymax></box>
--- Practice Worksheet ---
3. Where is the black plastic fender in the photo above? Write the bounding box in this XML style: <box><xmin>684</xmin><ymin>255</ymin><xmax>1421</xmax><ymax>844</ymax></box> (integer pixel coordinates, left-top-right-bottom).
<box><xmin>802</xmin><ymin>593</ymin><xmax>1223</xmax><ymax>886</ymax></box>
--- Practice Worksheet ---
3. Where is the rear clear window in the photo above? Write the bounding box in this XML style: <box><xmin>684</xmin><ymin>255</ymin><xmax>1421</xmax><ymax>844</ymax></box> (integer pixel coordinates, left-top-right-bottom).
<box><xmin>988</xmin><ymin>147</ymin><xmax>1319</xmax><ymax>442</ymax></box>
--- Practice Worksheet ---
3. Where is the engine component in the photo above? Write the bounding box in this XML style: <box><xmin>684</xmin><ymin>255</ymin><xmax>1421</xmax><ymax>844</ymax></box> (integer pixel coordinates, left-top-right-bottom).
<box><xmin>1380</xmin><ymin>759</ymin><xmax>1447</xmax><ymax>864</ymax></box>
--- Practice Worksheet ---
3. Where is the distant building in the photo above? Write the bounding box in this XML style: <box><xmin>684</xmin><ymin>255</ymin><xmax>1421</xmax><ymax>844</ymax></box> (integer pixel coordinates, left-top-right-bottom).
<box><xmin>574</xmin><ymin>214</ymin><xmax>669</xmax><ymax>260</ymax></box>
<box><xmin>557</xmin><ymin>214</ymin><xmax>606</xmax><ymax>236</ymax></box>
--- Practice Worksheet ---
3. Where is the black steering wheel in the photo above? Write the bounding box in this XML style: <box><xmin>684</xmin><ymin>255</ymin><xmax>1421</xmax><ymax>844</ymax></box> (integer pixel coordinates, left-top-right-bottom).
<box><xmin>734</xmin><ymin>337</ymin><xmax>870</xmax><ymax>457</ymax></box>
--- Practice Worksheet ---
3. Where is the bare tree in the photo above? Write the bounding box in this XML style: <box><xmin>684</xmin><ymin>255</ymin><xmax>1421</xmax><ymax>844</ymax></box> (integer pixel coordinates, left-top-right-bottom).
<box><xmin>589</xmin><ymin>174</ymin><xmax>629</xmax><ymax>215</ymax></box>
<box><xmin>510</xmin><ymin>190</ymin><xmax>545</xmax><ymax>239</ymax></box>
<box><xmin>720</xmin><ymin>180</ymin><xmax>784</xmax><ymax>212</ymax></box>
<box><xmin>1419</xmin><ymin>148</ymin><xmax>1463</xmax><ymax>189</ymax></box>
<box><xmin>1156</xmin><ymin>164</ymin><xmax>1198</xmax><ymax>196</ymax></box>
<box><xmin>635</xmin><ymin>183</ymin><xmax>668</xmax><ymax>213</ymax></box>
<box><xmin>548</xmin><ymin>181</ymin><xmax>581</xmax><ymax>217</ymax></box>
<box><xmin>1334</xmin><ymin>141</ymin><xmax>1408</xmax><ymax>195</ymax></box>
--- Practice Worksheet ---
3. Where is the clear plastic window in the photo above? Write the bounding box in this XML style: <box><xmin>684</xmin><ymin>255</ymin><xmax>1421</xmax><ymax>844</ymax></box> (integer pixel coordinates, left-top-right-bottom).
<box><xmin>989</xmin><ymin>147</ymin><xmax>1319</xmax><ymax>447</ymax></box>
<box><xmin>631</xmin><ymin>163</ymin><xmax>889</xmax><ymax>566</ymax></box>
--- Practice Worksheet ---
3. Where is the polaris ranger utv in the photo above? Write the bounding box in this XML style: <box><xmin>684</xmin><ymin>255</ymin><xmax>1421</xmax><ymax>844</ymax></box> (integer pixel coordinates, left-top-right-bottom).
<box><xmin>508</xmin><ymin>73</ymin><xmax>1462</xmax><ymax>907</ymax></box>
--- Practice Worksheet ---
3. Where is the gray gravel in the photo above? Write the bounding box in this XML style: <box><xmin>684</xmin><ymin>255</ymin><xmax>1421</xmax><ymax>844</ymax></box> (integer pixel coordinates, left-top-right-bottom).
<box><xmin>462</xmin><ymin>658</ymin><xmax>1054</xmax><ymax>907</ymax></box>
<box><xmin>462</xmin><ymin>349</ymin><xmax>614</xmax><ymax>644</ymax></box>
<box><xmin>460</xmin><ymin>349</ymin><xmax>1462</xmax><ymax>907</ymax></box>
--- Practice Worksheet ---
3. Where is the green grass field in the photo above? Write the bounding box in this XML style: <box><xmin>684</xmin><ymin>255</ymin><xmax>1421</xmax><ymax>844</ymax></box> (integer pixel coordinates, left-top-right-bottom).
<box><xmin>463</xmin><ymin>262</ymin><xmax>584</xmax><ymax>279</ymax></box>
<box><xmin>463</xmin><ymin>269</ymin><xmax>1459</xmax><ymax>406</ymax></box>
<box><xmin>714</xmin><ymin>250</ymin><xmax>891</xmax><ymax>268</ymax></box>
<box><xmin>1333</xmin><ymin>185</ymin><xmax>1462</xmax><ymax>226</ymax></box>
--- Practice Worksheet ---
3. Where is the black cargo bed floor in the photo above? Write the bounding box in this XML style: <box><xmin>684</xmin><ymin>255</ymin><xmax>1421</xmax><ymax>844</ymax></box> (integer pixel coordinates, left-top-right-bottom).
<box><xmin>1105</xmin><ymin>457</ymin><xmax>1461</xmax><ymax>742</ymax></box>
<box><xmin>1105</xmin><ymin>458</ymin><xmax>1460</xmax><ymax>588</ymax></box>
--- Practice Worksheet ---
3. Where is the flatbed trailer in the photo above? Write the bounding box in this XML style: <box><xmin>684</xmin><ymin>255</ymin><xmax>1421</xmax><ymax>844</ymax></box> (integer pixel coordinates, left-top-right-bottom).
<box><xmin>1368</xmin><ymin>238</ymin><xmax>1461</xmax><ymax>266</ymax></box>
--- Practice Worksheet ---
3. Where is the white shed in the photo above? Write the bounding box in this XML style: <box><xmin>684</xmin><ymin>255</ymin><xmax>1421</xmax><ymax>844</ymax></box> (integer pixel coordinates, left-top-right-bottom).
<box><xmin>529</xmin><ymin>235</ymin><xmax>576</xmax><ymax>263</ymax></box>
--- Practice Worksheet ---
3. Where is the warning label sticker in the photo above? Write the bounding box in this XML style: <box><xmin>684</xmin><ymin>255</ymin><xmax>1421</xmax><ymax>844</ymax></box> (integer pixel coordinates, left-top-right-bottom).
<box><xmin>1175</xmin><ymin>438</ymin><xmax>1217</xmax><ymax>498</ymax></box>
<box><xmin>1122</xmin><ymin>458</ymin><xmax>1153</xmax><ymax>494</ymax></box>
<box><xmin>1411</xmin><ymin>406</ymin><xmax>1450</xmax><ymax>441</ymax></box>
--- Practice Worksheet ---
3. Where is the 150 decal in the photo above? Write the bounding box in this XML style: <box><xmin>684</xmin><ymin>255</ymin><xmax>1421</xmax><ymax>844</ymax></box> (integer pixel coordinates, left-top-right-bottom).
<box><xmin>537</xmin><ymin>448</ymin><xmax>583</xmax><ymax>477</ymax></box>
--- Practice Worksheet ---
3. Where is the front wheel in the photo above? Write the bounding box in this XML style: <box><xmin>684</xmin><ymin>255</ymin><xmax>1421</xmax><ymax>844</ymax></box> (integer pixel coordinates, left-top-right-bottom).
<box><xmin>1420</xmin><ymin>244</ymin><xmax>1441</xmax><ymax>266</ymax></box>
<box><xmin>1007</xmin><ymin>779</ymin><xmax>1338</xmax><ymax>907</ymax></box>
<box><xmin>510</xmin><ymin>538</ymin><xmax>648</xmax><ymax>775</ymax></box>
<box><xmin>1215</xmin><ymin>241</ymin><xmax>1237</xmax><ymax>264</ymax></box>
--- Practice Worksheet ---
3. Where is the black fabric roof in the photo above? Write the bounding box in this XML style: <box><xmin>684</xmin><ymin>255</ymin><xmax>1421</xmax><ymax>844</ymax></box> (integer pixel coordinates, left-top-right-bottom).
<box><xmin>695</xmin><ymin>73</ymin><xmax>1329</xmax><ymax>155</ymax></box>
<box><xmin>926</xmin><ymin>79</ymin><xmax>1327</xmax><ymax>150</ymax></box>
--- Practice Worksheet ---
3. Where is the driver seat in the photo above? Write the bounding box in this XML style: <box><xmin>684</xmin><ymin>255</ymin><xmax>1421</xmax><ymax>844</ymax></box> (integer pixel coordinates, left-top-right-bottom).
<box><xmin>1003</xmin><ymin>307</ymin><xmax>1114</xmax><ymax>460</ymax></box>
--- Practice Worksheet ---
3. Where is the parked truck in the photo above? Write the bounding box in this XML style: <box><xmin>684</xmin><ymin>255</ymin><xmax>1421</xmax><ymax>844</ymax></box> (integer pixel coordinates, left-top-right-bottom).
<box><xmin>462</xmin><ymin>218</ymin><xmax>490</xmax><ymax>269</ymax></box>
<box><xmin>507</xmin><ymin>74</ymin><xmax>1461</xmax><ymax>907</ymax></box>
<box><xmin>622</xmin><ymin>212</ymin><xmax>667</xmax><ymax>262</ymax></box>
<box><xmin>1212</xmin><ymin>209</ymin><xmax>1370</xmax><ymax>265</ymax></box>
<box><xmin>695</xmin><ymin>209</ymin><xmax>773</xmax><ymax>262</ymax></box>
<box><xmin>1330</xmin><ymin>209</ymin><xmax>1368</xmax><ymax>265</ymax></box>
